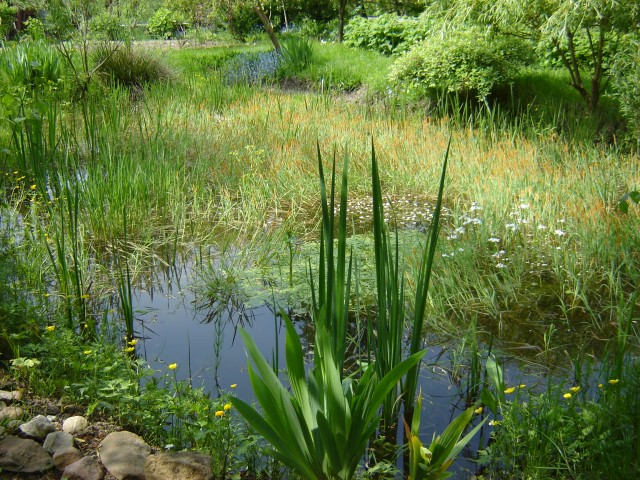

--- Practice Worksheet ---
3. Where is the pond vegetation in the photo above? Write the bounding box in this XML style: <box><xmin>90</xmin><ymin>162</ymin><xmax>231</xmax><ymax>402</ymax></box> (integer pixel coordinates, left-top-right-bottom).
<box><xmin>1</xmin><ymin>14</ymin><xmax>639</xmax><ymax>479</ymax></box>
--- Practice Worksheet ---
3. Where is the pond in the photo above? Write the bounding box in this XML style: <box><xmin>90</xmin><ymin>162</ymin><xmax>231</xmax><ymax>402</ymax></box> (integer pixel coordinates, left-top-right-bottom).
<box><xmin>132</xmin><ymin>255</ymin><xmax>536</xmax><ymax>478</ymax></box>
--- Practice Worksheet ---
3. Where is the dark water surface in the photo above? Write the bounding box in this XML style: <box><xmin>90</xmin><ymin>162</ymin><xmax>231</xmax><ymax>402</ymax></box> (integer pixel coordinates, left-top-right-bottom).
<box><xmin>132</xmin><ymin>263</ymin><xmax>531</xmax><ymax>478</ymax></box>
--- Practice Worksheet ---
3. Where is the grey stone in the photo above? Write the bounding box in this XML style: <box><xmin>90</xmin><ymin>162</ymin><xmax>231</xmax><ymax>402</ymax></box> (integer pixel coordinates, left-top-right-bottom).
<box><xmin>18</xmin><ymin>414</ymin><xmax>55</xmax><ymax>440</ymax></box>
<box><xmin>0</xmin><ymin>406</ymin><xmax>23</xmax><ymax>421</ymax></box>
<box><xmin>0</xmin><ymin>390</ymin><xmax>22</xmax><ymax>402</ymax></box>
<box><xmin>63</xmin><ymin>415</ymin><xmax>89</xmax><ymax>434</ymax></box>
<box><xmin>63</xmin><ymin>455</ymin><xmax>105</xmax><ymax>480</ymax></box>
<box><xmin>43</xmin><ymin>430</ymin><xmax>75</xmax><ymax>455</ymax></box>
<box><xmin>145</xmin><ymin>451</ymin><xmax>214</xmax><ymax>480</ymax></box>
<box><xmin>0</xmin><ymin>434</ymin><xmax>54</xmax><ymax>473</ymax></box>
<box><xmin>53</xmin><ymin>446</ymin><xmax>84</xmax><ymax>471</ymax></box>
<box><xmin>99</xmin><ymin>431</ymin><xmax>151</xmax><ymax>480</ymax></box>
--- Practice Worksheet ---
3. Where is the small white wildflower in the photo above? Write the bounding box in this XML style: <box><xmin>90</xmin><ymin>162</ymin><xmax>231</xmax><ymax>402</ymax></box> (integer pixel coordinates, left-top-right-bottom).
<box><xmin>519</xmin><ymin>203</ymin><xmax>530</xmax><ymax>209</ymax></box>
<box><xmin>455</xmin><ymin>226</ymin><xmax>466</xmax><ymax>234</ymax></box>
<box><xmin>447</xmin><ymin>234</ymin><xmax>458</xmax><ymax>240</ymax></box>
<box><xmin>496</xmin><ymin>263</ymin><xmax>506</xmax><ymax>268</ymax></box>
<box><xmin>488</xmin><ymin>237</ymin><xmax>501</xmax><ymax>243</ymax></box>
<box><xmin>458</xmin><ymin>248</ymin><xmax>465</xmax><ymax>253</ymax></box>
<box><xmin>442</xmin><ymin>253</ymin><xmax>449</xmax><ymax>258</ymax></box>
<box><xmin>557</xmin><ymin>218</ymin><xmax>565</xmax><ymax>223</ymax></box>
<box><xmin>506</xmin><ymin>223</ymin><xmax>517</xmax><ymax>230</ymax></box>
<box><xmin>537</xmin><ymin>224</ymin><xmax>547</xmax><ymax>230</ymax></box>
<box><xmin>470</xmin><ymin>203</ymin><xmax>482</xmax><ymax>211</ymax></box>
<box><xmin>554</xmin><ymin>229</ymin><xmax>566</xmax><ymax>236</ymax></box>
<box><xmin>471</xmin><ymin>218</ymin><xmax>482</xmax><ymax>225</ymax></box>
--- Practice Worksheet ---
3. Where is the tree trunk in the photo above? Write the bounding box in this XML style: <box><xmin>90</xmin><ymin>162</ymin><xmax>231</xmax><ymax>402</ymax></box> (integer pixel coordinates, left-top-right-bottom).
<box><xmin>337</xmin><ymin>0</ymin><xmax>347</xmax><ymax>42</ymax></box>
<box><xmin>253</xmin><ymin>5</ymin><xmax>280</xmax><ymax>53</ymax></box>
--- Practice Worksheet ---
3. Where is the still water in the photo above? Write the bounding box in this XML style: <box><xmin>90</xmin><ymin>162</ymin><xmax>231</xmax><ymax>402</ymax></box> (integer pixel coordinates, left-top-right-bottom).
<box><xmin>132</xmin><ymin>262</ymin><xmax>528</xmax><ymax>478</ymax></box>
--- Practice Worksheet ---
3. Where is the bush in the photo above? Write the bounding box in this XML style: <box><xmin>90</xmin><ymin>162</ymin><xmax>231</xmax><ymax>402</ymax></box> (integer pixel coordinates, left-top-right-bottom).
<box><xmin>92</xmin><ymin>44</ymin><xmax>175</xmax><ymax>89</ymax></box>
<box><xmin>344</xmin><ymin>14</ymin><xmax>432</xmax><ymax>56</ymax></box>
<box><xmin>611</xmin><ymin>36</ymin><xmax>640</xmax><ymax>149</ymax></box>
<box><xmin>0</xmin><ymin>1</ymin><xmax>17</xmax><ymax>39</ymax></box>
<box><xmin>89</xmin><ymin>12</ymin><xmax>127</xmax><ymax>41</ymax></box>
<box><xmin>147</xmin><ymin>8</ymin><xmax>188</xmax><ymax>39</ymax></box>
<box><xmin>389</xmin><ymin>28</ymin><xmax>533</xmax><ymax>100</ymax></box>
<box><xmin>224</xmin><ymin>50</ymin><xmax>282</xmax><ymax>85</ymax></box>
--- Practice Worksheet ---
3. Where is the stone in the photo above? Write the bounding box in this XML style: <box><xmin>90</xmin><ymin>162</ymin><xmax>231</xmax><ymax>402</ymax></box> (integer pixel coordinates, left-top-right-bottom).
<box><xmin>0</xmin><ymin>425</ymin><xmax>6</xmax><ymax>440</ymax></box>
<box><xmin>0</xmin><ymin>406</ymin><xmax>23</xmax><ymax>421</ymax></box>
<box><xmin>18</xmin><ymin>414</ymin><xmax>55</xmax><ymax>439</ymax></box>
<box><xmin>53</xmin><ymin>446</ymin><xmax>84</xmax><ymax>470</ymax></box>
<box><xmin>63</xmin><ymin>415</ymin><xmax>89</xmax><ymax>434</ymax></box>
<box><xmin>145</xmin><ymin>451</ymin><xmax>214</xmax><ymax>480</ymax></box>
<box><xmin>63</xmin><ymin>455</ymin><xmax>105</xmax><ymax>480</ymax></box>
<box><xmin>99</xmin><ymin>431</ymin><xmax>151</xmax><ymax>480</ymax></box>
<box><xmin>43</xmin><ymin>430</ymin><xmax>75</xmax><ymax>455</ymax></box>
<box><xmin>0</xmin><ymin>434</ymin><xmax>54</xmax><ymax>473</ymax></box>
<box><xmin>0</xmin><ymin>390</ymin><xmax>22</xmax><ymax>402</ymax></box>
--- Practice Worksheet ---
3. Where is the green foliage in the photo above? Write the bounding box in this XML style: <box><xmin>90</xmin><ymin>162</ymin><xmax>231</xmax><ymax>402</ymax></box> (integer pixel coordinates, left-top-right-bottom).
<box><xmin>92</xmin><ymin>44</ymin><xmax>175</xmax><ymax>89</ymax></box>
<box><xmin>279</xmin><ymin>35</ymin><xmax>315</xmax><ymax>73</ymax></box>
<box><xmin>405</xmin><ymin>394</ymin><xmax>486</xmax><ymax>480</ymax></box>
<box><xmin>0</xmin><ymin>41</ymin><xmax>65</xmax><ymax>96</ymax></box>
<box><xmin>232</xmin><ymin>315</ymin><xmax>425</xmax><ymax>480</ymax></box>
<box><xmin>344</xmin><ymin>14</ymin><xmax>431</xmax><ymax>56</ymax></box>
<box><xmin>482</xmin><ymin>361</ymin><xmax>640</xmax><ymax>478</ymax></box>
<box><xmin>611</xmin><ymin>36</ymin><xmax>640</xmax><ymax>148</ymax></box>
<box><xmin>147</xmin><ymin>7</ymin><xmax>188</xmax><ymax>39</ymax></box>
<box><xmin>88</xmin><ymin>11</ymin><xmax>127</xmax><ymax>41</ymax></box>
<box><xmin>390</xmin><ymin>28</ymin><xmax>533</xmax><ymax>99</ymax></box>
<box><xmin>22</xmin><ymin>17</ymin><xmax>47</xmax><ymax>42</ymax></box>
<box><xmin>0</xmin><ymin>1</ymin><xmax>17</xmax><ymax>39</ymax></box>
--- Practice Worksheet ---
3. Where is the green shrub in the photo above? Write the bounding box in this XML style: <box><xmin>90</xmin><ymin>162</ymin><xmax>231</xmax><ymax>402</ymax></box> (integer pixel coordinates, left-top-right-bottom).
<box><xmin>344</xmin><ymin>14</ymin><xmax>432</xmax><ymax>56</ymax></box>
<box><xmin>611</xmin><ymin>36</ymin><xmax>640</xmax><ymax>149</ymax></box>
<box><xmin>92</xmin><ymin>44</ymin><xmax>175</xmax><ymax>89</ymax></box>
<box><xmin>0</xmin><ymin>1</ymin><xmax>17</xmax><ymax>39</ymax></box>
<box><xmin>22</xmin><ymin>17</ymin><xmax>46</xmax><ymax>41</ymax></box>
<box><xmin>147</xmin><ymin>7</ymin><xmax>188</xmax><ymax>39</ymax></box>
<box><xmin>89</xmin><ymin>12</ymin><xmax>127</xmax><ymax>41</ymax></box>
<box><xmin>389</xmin><ymin>28</ymin><xmax>533</xmax><ymax>100</ymax></box>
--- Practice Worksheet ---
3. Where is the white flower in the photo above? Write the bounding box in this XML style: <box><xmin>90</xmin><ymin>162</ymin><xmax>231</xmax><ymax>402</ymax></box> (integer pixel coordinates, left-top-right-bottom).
<box><xmin>506</xmin><ymin>223</ymin><xmax>517</xmax><ymax>230</ymax></box>
<box><xmin>488</xmin><ymin>237</ymin><xmax>501</xmax><ymax>243</ymax></box>
<box><xmin>519</xmin><ymin>203</ymin><xmax>530</xmax><ymax>209</ymax></box>
<box><xmin>537</xmin><ymin>224</ymin><xmax>547</xmax><ymax>230</ymax></box>
<box><xmin>496</xmin><ymin>263</ymin><xmax>506</xmax><ymax>268</ymax></box>
<box><xmin>554</xmin><ymin>229</ymin><xmax>566</xmax><ymax>236</ymax></box>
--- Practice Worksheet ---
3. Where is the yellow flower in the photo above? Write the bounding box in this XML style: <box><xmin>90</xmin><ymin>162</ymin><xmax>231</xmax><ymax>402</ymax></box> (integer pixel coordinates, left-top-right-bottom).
<box><xmin>608</xmin><ymin>379</ymin><xmax>619</xmax><ymax>385</ymax></box>
<box><xmin>124</xmin><ymin>347</ymin><xmax>135</xmax><ymax>353</ymax></box>
<box><xmin>168</xmin><ymin>363</ymin><xmax>178</xmax><ymax>370</ymax></box>
<box><xmin>30</xmin><ymin>184</ymin><xmax>37</xmax><ymax>190</ymax></box>
<box><xmin>230</xmin><ymin>384</ymin><xmax>237</xmax><ymax>389</ymax></box>
<box><xmin>563</xmin><ymin>393</ymin><xmax>572</xmax><ymax>399</ymax></box>
<box><xmin>569</xmin><ymin>386</ymin><xmax>581</xmax><ymax>393</ymax></box>
<box><xmin>474</xmin><ymin>406</ymin><xmax>484</xmax><ymax>415</ymax></box>
<box><xmin>127</xmin><ymin>339</ymin><xmax>139</xmax><ymax>346</ymax></box>
<box><xmin>504</xmin><ymin>387</ymin><xmax>516</xmax><ymax>394</ymax></box>
<box><xmin>215</xmin><ymin>410</ymin><xmax>224</xmax><ymax>417</ymax></box>
<box><xmin>46</xmin><ymin>325</ymin><xmax>56</xmax><ymax>332</ymax></box>
<box><xmin>83</xmin><ymin>350</ymin><xmax>93</xmax><ymax>355</ymax></box>
<box><xmin>489</xmin><ymin>420</ymin><xmax>500</xmax><ymax>426</ymax></box>
<box><xmin>598</xmin><ymin>383</ymin><xmax>603</xmax><ymax>388</ymax></box>
<box><xmin>80</xmin><ymin>294</ymin><xmax>91</xmax><ymax>299</ymax></box>
<box><xmin>519</xmin><ymin>384</ymin><xmax>526</xmax><ymax>389</ymax></box>
<box><xmin>223</xmin><ymin>403</ymin><xmax>232</xmax><ymax>411</ymax></box>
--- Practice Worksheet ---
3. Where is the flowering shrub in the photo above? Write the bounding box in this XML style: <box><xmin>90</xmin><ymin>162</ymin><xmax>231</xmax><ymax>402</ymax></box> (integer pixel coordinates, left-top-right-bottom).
<box><xmin>224</xmin><ymin>50</ymin><xmax>282</xmax><ymax>85</ymax></box>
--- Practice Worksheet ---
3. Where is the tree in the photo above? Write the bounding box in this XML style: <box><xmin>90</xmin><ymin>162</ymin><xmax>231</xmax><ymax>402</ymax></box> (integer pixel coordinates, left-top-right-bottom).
<box><xmin>435</xmin><ymin>0</ymin><xmax>640</xmax><ymax>111</ymax></box>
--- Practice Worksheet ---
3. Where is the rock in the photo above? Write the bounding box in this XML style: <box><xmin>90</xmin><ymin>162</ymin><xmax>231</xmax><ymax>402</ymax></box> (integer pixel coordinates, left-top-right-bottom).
<box><xmin>99</xmin><ymin>431</ymin><xmax>151</xmax><ymax>480</ymax></box>
<box><xmin>43</xmin><ymin>431</ymin><xmax>75</xmax><ymax>455</ymax></box>
<box><xmin>0</xmin><ymin>390</ymin><xmax>22</xmax><ymax>402</ymax></box>
<box><xmin>63</xmin><ymin>415</ymin><xmax>89</xmax><ymax>434</ymax></box>
<box><xmin>0</xmin><ymin>434</ymin><xmax>54</xmax><ymax>473</ymax></box>
<box><xmin>18</xmin><ymin>414</ymin><xmax>55</xmax><ymax>439</ymax></box>
<box><xmin>0</xmin><ymin>425</ymin><xmax>6</xmax><ymax>440</ymax></box>
<box><xmin>53</xmin><ymin>446</ymin><xmax>84</xmax><ymax>470</ymax></box>
<box><xmin>0</xmin><ymin>406</ymin><xmax>23</xmax><ymax>421</ymax></box>
<box><xmin>145</xmin><ymin>451</ymin><xmax>214</xmax><ymax>480</ymax></box>
<box><xmin>63</xmin><ymin>455</ymin><xmax>105</xmax><ymax>480</ymax></box>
